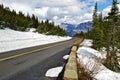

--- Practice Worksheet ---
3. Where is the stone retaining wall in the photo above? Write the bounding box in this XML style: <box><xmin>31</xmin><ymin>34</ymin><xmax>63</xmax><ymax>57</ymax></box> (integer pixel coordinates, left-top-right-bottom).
<box><xmin>63</xmin><ymin>38</ymin><xmax>84</xmax><ymax>80</ymax></box>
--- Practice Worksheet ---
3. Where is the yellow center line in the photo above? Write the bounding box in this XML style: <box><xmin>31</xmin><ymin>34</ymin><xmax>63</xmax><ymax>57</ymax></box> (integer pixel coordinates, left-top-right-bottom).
<box><xmin>0</xmin><ymin>41</ymin><xmax>68</xmax><ymax>62</ymax></box>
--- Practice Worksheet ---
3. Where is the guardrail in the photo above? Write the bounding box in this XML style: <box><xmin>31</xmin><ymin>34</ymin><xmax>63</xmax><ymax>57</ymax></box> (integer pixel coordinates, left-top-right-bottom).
<box><xmin>63</xmin><ymin>38</ymin><xmax>84</xmax><ymax>80</ymax></box>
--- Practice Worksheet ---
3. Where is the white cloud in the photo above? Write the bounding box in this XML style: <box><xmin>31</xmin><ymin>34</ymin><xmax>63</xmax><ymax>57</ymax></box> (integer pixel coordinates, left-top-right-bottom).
<box><xmin>53</xmin><ymin>16</ymin><xmax>58</xmax><ymax>20</ymax></box>
<box><xmin>102</xmin><ymin>4</ymin><xmax>120</xmax><ymax>17</ymax></box>
<box><xmin>48</xmin><ymin>7</ymin><xmax>61</xmax><ymax>16</ymax></box>
<box><xmin>10</xmin><ymin>2</ymin><xmax>32</xmax><ymax>14</ymax></box>
<box><xmin>66</xmin><ymin>6</ymin><xmax>81</xmax><ymax>15</ymax></box>
<box><xmin>34</xmin><ymin>7</ymin><xmax>49</xmax><ymax>18</ymax></box>
<box><xmin>0</xmin><ymin>0</ymin><xmax>114</xmax><ymax>25</ymax></box>
<box><xmin>102</xmin><ymin>6</ymin><xmax>111</xmax><ymax>17</ymax></box>
<box><xmin>40</xmin><ymin>0</ymin><xmax>79</xmax><ymax>7</ymax></box>
<box><xmin>88</xmin><ymin>0</ymin><xmax>105</xmax><ymax>2</ymax></box>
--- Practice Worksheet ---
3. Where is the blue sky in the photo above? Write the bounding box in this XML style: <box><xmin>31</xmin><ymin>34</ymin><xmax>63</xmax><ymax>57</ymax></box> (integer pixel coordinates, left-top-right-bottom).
<box><xmin>98</xmin><ymin>0</ymin><xmax>112</xmax><ymax>11</ymax></box>
<box><xmin>0</xmin><ymin>0</ymin><xmax>119</xmax><ymax>24</ymax></box>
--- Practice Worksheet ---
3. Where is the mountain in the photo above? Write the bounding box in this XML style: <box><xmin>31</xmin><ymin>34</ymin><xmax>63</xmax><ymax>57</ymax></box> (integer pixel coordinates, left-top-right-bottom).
<box><xmin>60</xmin><ymin>21</ymin><xmax>92</xmax><ymax>36</ymax></box>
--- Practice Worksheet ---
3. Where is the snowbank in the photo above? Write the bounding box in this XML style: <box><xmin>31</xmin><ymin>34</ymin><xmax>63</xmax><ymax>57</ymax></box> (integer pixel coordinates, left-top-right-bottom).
<box><xmin>0</xmin><ymin>28</ymin><xmax>71</xmax><ymax>53</ymax></box>
<box><xmin>80</xmin><ymin>39</ymin><xmax>93</xmax><ymax>47</ymax></box>
<box><xmin>77</xmin><ymin>39</ymin><xmax>120</xmax><ymax>80</ymax></box>
<box><xmin>63</xmin><ymin>55</ymin><xmax>69</xmax><ymax>60</ymax></box>
<box><xmin>45</xmin><ymin>66</ymin><xmax>63</xmax><ymax>77</ymax></box>
<box><xmin>45</xmin><ymin>54</ymin><xmax>69</xmax><ymax>78</ymax></box>
<box><xmin>77</xmin><ymin>47</ymin><xmax>104</xmax><ymax>59</ymax></box>
<box><xmin>95</xmin><ymin>66</ymin><xmax>120</xmax><ymax>80</ymax></box>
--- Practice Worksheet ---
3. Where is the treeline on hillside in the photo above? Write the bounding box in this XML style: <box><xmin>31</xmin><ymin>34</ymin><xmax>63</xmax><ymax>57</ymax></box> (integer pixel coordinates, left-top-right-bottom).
<box><xmin>0</xmin><ymin>4</ymin><xmax>66</xmax><ymax>36</ymax></box>
<box><xmin>89</xmin><ymin>0</ymin><xmax>120</xmax><ymax>72</ymax></box>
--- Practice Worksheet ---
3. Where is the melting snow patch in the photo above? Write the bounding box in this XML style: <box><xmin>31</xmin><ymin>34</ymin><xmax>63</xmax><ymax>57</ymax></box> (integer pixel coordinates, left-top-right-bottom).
<box><xmin>45</xmin><ymin>66</ymin><xmax>63</xmax><ymax>77</ymax></box>
<box><xmin>77</xmin><ymin>47</ymin><xmax>104</xmax><ymax>59</ymax></box>
<box><xmin>29</xmin><ymin>28</ymin><xmax>36</xmax><ymax>32</ymax></box>
<box><xmin>80</xmin><ymin>39</ymin><xmax>93</xmax><ymax>47</ymax></box>
<box><xmin>63</xmin><ymin>55</ymin><xmax>69</xmax><ymax>60</ymax></box>
<box><xmin>95</xmin><ymin>67</ymin><xmax>120</xmax><ymax>80</ymax></box>
<box><xmin>77</xmin><ymin>39</ymin><xmax>120</xmax><ymax>80</ymax></box>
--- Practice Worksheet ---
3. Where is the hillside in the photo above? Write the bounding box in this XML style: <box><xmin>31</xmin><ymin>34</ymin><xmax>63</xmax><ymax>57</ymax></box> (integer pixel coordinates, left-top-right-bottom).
<box><xmin>0</xmin><ymin>4</ymin><xmax>66</xmax><ymax>36</ymax></box>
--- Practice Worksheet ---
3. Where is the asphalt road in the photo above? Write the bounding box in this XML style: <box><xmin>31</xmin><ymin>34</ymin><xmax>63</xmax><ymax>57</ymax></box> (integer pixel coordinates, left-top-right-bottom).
<box><xmin>0</xmin><ymin>38</ymin><xmax>76</xmax><ymax>80</ymax></box>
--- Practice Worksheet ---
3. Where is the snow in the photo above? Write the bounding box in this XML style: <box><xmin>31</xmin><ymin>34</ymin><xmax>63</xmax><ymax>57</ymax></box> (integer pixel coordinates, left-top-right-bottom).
<box><xmin>45</xmin><ymin>54</ymin><xmax>69</xmax><ymax>78</ymax></box>
<box><xmin>45</xmin><ymin>55</ymin><xmax>69</xmax><ymax>78</ymax></box>
<box><xmin>77</xmin><ymin>47</ymin><xmax>104</xmax><ymax>59</ymax></box>
<box><xmin>45</xmin><ymin>66</ymin><xmax>63</xmax><ymax>77</ymax></box>
<box><xmin>95</xmin><ymin>67</ymin><xmax>120</xmax><ymax>80</ymax></box>
<box><xmin>77</xmin><ymin>39</ymin><xmax>120</xmax><ymax>80</ymax></box>
<box><xmin>0</xmin><ymin>28</ymin><xmax>71</xmax><ymax>53</ymax></box>
<box><xmin>80</xmin><ymin>39</ymin><xmax>93</xmax><ymax>47</ymax></box>
<box><xmin>28</xmin><ymin>28</ymin><xmax>36</xmax><ymax>32</ymax></box>
<box><xmin>63</xmin><ymin>55</ymin><xmax>69</xmax><ymax>60</ymax></box>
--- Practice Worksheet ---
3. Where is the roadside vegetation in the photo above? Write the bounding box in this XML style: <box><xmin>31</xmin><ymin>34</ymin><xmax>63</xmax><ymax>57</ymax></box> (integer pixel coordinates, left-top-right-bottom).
<box><xmin>90</xmin><ymin>0</ymin><xmax>120</xmax><ymax>72</ymax></box>
<box><xmin>76</xmin><ymin>0</ymin><xmax>120</xmax><ymax>72</ymax></box>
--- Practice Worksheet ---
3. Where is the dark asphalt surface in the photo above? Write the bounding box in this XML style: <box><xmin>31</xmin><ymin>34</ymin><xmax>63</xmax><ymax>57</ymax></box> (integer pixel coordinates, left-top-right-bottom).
<box><xmin>8</xmin><ymin>48</ymin><xmax>70</xmax><ymax>80</ymax></box>
<box><xmin>0</xmin><ymin>39</ymin><xmax>74</xmax><ymax>58</ymax></box>
<box><xmin>0</xmin><ymin>39</ymin><xmax>75</xmax><ymax>80</ymax></box>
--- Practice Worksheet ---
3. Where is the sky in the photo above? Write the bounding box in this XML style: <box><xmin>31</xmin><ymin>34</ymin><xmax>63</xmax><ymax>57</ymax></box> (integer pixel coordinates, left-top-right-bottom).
<box><xmin>0</xmin><ymin>0</ymin><xmax>120</xmax><ymax>25</ymax></box>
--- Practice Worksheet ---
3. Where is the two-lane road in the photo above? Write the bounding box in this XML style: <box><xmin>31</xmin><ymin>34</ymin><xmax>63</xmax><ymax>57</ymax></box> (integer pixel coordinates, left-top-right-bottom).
<box><xmin>0</xmin><ymin>38</ymin><xmax>76</xmax><ymax>80</ymax></box>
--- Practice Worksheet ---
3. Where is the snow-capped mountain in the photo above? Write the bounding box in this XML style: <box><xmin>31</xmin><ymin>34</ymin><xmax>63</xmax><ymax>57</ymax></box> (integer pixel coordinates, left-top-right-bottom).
<box><xmin>60</xmin><ymin>21</ymin><xmax>92</xmax><ymax>36</ymax></box>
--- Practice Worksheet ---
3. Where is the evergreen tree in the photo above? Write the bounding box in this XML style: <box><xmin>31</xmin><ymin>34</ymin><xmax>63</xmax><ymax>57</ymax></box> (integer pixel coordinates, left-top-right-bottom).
<box><xmin>105</xmin><ymin>0</ymin><xmax>120</xmax><ymax>72</ymax></box>
<box><xmin>91</xmin><ymin>2</ymin><xmax>104</xmax><ymax>49</ymax></box>
<box><xmin>91</xmin><ymin>2</ymin><xmax>98</xmax><ymax>41</ymax></box>
<box><xmin>92</xmin><ymin>2</ymin><xmax>98</xmax><ymax>27</ymax></box>
<box><xmin>31</xmin><ymin>14</ymin><xmax>38</xmax><ymax>28</ymax></box>
<box><xmin>89</xmin><ymin>0</ymin><xmax>120</xmax><ymax>72</ymax></box>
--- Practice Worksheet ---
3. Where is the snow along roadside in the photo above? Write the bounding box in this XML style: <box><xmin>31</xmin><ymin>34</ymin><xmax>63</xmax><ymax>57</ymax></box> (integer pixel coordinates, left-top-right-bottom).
<box><xmin>0</xmin><ymin>28</ymin><xmax>71</xmax><ymax>53</ymax></box>
<box><xmin>77</xmin><ymin>39</ymin><xmax>120</xmax><ymax>80</ymax></box>
<box><xmin>45</xmin><ymin>55</ymin><xmax>70</xmax><ymax>78</ymax></box>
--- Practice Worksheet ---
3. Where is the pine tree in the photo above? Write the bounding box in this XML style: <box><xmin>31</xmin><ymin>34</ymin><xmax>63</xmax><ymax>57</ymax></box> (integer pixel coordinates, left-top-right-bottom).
<box><xmin>92</xmin><ymin>2</ymin><xmax>98</xmax><ymax>27</ymax></box>
<box><xmin>91</xmin><ymin>2</ymin><xmax>98</xmax><ymax>46</ymax></box>
<box><xmin>105</xmin><ymin>0</ymin><xmax>120</xmax><ymax>72</ymax></box>
<box><xmin>91</xmin><ymin>2</ymin><xmax>105</xmax><ymax>49</ymax></box>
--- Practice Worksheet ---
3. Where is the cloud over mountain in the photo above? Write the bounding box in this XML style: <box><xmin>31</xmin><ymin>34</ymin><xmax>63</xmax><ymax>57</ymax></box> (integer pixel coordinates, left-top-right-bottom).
<box><xmin>0</xmin><ymin>0</ymin><xmax>119</xmax><ymax>25</ymax></box>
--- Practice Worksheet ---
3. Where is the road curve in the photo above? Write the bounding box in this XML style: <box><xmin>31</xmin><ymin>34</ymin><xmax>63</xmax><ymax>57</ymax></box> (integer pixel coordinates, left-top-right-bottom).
<box><xmin>0</xmin><ymin>38</ymin><xmax>76</xmax><ymax>80</ymax></box>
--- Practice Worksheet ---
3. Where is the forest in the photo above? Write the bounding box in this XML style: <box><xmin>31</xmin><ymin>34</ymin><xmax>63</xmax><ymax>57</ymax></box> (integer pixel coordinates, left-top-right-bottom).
<box><xmin>75</xmin><ymin>0</ymin><xmax>120</xmax><ymax>72</ymax></box>
<box><xmin>0</xmin><ymin>4</ymin><xmax>66</xmax><ymax>36</ymax></box>
<box><xmin>89</xmin><ymin>0</ymin><xmax>120</xmax><ymax>72</ymax></box>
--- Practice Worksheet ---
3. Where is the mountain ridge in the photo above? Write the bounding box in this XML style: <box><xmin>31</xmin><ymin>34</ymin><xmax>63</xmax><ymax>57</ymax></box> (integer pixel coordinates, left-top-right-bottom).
<box><xmin>60</xmin><ymin>21</ymin><xmax>92</xmax><ymax>36</ymax></box>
